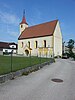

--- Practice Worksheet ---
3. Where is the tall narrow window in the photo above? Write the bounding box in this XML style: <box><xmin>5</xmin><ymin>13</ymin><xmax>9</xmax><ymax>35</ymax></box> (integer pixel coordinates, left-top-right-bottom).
<box><xmin>35</xmin><ymin>41</ymin><xmax>38</xmax><ymax>48</ymax></box>
<box><xmin>44</xmin><ymin>40</ymin><xmax>46</xmax><ymax>47</ymax></box>
<box><xmin>21</xmin><ymin>25</ymin><xmax>23</xmax><ymax>28</ymax></box>
<box><xmin>28</xmin><ymin>41</ymin><xmax>30</xmax><ymax>48</ymax></box>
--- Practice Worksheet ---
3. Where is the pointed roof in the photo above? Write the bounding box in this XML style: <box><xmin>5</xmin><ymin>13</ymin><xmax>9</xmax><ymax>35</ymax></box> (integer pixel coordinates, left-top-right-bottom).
<box><xmin>20</xmin><ymin>10</ymin><xmax>28</xmax><ymax>25</ymax></box>
<box><xmin>18</xmin><ymin>20</ymin><xmax>58</xmax><ymax>40</ymax></box>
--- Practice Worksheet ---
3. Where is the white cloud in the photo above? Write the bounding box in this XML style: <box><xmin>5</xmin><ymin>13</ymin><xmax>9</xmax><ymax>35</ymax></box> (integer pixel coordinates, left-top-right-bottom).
<box><xmin>0</xmin><ymin>11</ymin><xmax>20</xmax><ymax>25</ymax></box>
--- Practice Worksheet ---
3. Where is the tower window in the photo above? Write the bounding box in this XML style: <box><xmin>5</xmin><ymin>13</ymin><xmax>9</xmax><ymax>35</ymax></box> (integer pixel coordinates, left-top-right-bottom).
<box><xmin>44</xmin><ymin>40</ymin><xmax>46</xmax><ymax>47</ymax></box>
<box><xmin>21</xmin><ymin>25</ymin><xmax>23</xmax><ymax>28</ymax></box>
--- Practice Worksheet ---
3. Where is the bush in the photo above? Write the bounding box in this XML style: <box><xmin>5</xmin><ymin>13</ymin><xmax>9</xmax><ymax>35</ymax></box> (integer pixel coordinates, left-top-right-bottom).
<box><xmin>22</xmin><ymin>71</ymin><xmax>29</xmax><ymax>76</ymax></box>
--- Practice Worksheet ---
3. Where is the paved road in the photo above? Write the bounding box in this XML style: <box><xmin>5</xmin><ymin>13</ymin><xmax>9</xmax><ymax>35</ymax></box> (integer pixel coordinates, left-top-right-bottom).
<box><xmin>0</xmin><ymin>59</ymin><xmax>75</xmax><ymax>100</ymax></box>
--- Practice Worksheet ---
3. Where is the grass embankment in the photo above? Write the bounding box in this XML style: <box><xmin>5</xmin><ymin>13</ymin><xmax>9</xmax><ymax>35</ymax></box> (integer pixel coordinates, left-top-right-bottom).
<box><xmin>0</xmin><ymin>55</ymin><xmax>52</xmax><ymax>75</ymax></box>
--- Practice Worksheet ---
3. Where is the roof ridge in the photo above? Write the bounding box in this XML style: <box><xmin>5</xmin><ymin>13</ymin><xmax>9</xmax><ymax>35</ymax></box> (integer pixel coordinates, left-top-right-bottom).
<box><xmin>28</xmin><ymin>19</ymin><xmax>58</xmax><ymax>29</ymax></box>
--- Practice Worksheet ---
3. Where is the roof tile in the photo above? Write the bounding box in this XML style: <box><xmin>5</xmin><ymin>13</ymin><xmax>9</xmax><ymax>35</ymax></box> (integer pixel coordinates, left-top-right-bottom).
<box><xmin>18</xmin><ymin>20</ymin><xmax>58</xmax><ymax>40</ymax></box>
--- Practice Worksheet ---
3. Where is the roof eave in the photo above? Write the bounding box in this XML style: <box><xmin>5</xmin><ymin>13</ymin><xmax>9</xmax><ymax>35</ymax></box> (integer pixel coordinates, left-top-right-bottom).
<box><xmin>18</xmin><ymin>34</ymin><xmax>53</xmax><ymax>40</ymax></box>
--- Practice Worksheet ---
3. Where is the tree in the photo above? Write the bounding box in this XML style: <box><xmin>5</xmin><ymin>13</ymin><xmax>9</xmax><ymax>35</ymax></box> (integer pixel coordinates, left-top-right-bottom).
<box><xmin>67</xmin><ymin>39</ymin><xmax>75</xmax><ymax>58</ymax></box>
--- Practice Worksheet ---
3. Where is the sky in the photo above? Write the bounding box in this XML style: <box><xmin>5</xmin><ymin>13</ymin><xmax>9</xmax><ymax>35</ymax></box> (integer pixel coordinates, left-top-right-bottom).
<box><xmin>0</xmin><ymin>0</ymin><xmax>75</xmax><ymax>44</ymax></box>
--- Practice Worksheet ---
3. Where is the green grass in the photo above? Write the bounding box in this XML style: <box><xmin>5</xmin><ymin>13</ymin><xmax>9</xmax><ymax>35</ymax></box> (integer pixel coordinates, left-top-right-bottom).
<box><xmin>0</xmin><ymin>55</ymin><xmax>52</xmax><ymax>75</ymax></box>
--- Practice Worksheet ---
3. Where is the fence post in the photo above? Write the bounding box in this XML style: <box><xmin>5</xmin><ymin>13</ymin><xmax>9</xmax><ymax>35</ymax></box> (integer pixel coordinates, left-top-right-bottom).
<box><xmin>30</xmin><ymin>51</ymin><xmax>31</xmax><ymax>66</ymax></box>
<box><xmin>40</xmin><ymin>52</ymin><xmax>41</xmax><ymax>64</ymax></box>
<box><xmin>46</xmin><ymin>52</ymin><xmax>47</xmax><ymax>62</ymax></box>
<box><xmin>10</xmin><ymin>50</ymin><xmax>13</xmax><ymax>72</ymax></box>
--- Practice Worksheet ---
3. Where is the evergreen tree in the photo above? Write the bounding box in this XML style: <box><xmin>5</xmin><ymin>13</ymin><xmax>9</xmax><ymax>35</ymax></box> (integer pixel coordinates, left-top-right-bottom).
<box><xmin>67</xmin><ymin>39</ymin><xmax>75</xmax><ymax>58</ymax></box>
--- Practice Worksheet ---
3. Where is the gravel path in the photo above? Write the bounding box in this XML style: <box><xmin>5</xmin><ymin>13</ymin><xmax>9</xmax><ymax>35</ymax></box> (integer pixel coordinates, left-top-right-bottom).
<box><xmin>0</xmin><ymin>59</ymin><xmax>75</xmax><ymax>100</ymax></box>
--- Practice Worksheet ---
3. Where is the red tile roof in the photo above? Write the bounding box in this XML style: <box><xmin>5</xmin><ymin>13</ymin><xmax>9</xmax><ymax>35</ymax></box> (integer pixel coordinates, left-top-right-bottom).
<box><xmin>0</xmin><ymin>42</ymin><xmax>9</xmax><ymax>48</ymax></box>
<box><xmin>18</xmin><ymin>20</ymin><xmax>58</xmax><ymax>40</ymax></box>
<box><xmin>0</xmin><ymin>42</ymin><xmax>17</xmax><ymax>49</ymax></box>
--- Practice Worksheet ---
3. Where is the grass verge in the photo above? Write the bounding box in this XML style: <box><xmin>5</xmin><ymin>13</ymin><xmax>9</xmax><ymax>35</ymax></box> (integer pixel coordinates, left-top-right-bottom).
<box><xmin>0</xmin><ymin>55</ymin><xmax>54</xmax><ymax>75</ymax></box>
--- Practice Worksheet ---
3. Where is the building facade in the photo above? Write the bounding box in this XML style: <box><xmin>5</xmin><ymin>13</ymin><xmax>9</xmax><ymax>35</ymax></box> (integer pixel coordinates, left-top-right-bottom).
<box><xmin>18</xmin><ymin>14</ymin><xmax>62</xmax><ymax>57</ymax></box>
<box><xmin>0</xmin><ymin>42</ymin><xmax>17</xmax><ymax>55</ymax></box>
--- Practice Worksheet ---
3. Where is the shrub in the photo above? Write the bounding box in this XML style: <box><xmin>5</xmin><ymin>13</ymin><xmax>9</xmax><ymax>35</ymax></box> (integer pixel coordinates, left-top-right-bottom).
<box><xmin>22</xmin><ymin>71</ymin><xmax>29</xmax><ymax>76</ymax></box>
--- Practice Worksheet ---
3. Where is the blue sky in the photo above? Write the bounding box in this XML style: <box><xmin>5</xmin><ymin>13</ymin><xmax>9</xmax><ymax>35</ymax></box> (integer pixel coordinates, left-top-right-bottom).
<box><xmin>0</xmin><ymin>0</ymin><xmax>75</xmax><ymax>43</ymax></box>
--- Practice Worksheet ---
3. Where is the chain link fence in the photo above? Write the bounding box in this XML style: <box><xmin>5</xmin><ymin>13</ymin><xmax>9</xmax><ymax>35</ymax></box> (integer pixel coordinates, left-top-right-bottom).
<box><xmin>0</xmin><ymin>53</ymin><xmax>54</xmax><ymax>75</ymax></box>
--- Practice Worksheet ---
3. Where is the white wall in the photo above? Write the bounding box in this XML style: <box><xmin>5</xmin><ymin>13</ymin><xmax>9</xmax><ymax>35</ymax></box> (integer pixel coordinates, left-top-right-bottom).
<box><xmin>9</xmin><ymin>45</ymin><xmax>16</xmax><ymax>48</ymax></box>
<box><xmin>3</xmin><ymin>49</ymin><xmax>17</xmax><ymax>54</ymax></box>
<box><xmin>53</xmin><ymin>21</ymin><xmax>62</xmax><ymax>57</ymax></box>
<box><xmin>18</xmin><ymin>36</ymin><xmax>53</xmax><ymax>56</ymax></box>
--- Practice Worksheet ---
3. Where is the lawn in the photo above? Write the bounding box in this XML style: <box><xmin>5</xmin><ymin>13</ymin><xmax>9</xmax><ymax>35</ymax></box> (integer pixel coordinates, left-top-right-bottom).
<box><xmin>0</xmin><ymin>55</ymin><xmax>51</xmax><ymax>75</ymax></box>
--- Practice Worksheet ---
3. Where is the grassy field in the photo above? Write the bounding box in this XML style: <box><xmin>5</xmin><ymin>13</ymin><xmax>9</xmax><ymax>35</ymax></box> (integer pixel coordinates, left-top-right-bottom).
<box><xmin>0</xmin><ymin>55</ymin><xmax>51</xmax><ymax>75</ymax></box>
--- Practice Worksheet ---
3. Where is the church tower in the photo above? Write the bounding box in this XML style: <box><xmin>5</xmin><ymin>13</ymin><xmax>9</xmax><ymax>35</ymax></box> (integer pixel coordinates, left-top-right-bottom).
<box><xmin>20</xmin><ymin>10</ymin><xmax>28</xmax><ymax>34</ymax></box>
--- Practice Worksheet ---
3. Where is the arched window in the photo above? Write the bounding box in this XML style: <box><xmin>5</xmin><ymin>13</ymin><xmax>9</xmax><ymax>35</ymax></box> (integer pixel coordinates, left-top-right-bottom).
<box><xmin>28</xmin><ymin>41</ymin><xmax>30</xmax><ymax>48</ymax></box>
<box><xmin>44</xmin><ymin>40</ymin><xmax>46</xmax><ymax>47</ymax></box>
<box><xmin>35</xmin><ymin>41</ymin><xmax>38</xmax><ymax>48</ymax></box>
<box><xmin>21</xmin><ymin>25</ymin><xmax>23</xmax><ymax>28</ymax></box>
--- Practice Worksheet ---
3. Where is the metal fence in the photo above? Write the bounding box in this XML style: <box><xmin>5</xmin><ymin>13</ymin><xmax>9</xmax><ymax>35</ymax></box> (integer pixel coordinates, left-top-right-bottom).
<box><xmin>0</xmin><ymin>53</ymin><xmax>52</xmax><ymax>75</ymax></box>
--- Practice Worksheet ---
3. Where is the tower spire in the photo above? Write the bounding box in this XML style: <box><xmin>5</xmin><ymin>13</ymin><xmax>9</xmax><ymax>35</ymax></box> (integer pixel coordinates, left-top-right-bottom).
<box><xmin>23</xmin><ymin>9</ymin><xmax>25</xmax><ymax>17</ymax></box>
<box><xmin>20</xmin><ymin>10</ymin><xmax>28</xmax><ymax>34</ymax></box>
<box><xmin>20</xmin><ymin>9</ymin><xmax>28</xmax><ymax>25</ymax></box>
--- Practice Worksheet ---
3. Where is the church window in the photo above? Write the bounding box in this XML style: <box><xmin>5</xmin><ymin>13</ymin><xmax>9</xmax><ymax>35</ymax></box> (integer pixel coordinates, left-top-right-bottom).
<box><xmin>35</xmin><ymin>41</ymin><xmax>38</xmax><ymax>48</ymax></box>
<box><xmin>28</xmin><ymin>41</ymin><xmax>30</xmax><ymax>48</ymax></box>
<box><xmin>44</xmin><ymin>40</ymin><xmax>46</xmax><ymax>47</ymax></box>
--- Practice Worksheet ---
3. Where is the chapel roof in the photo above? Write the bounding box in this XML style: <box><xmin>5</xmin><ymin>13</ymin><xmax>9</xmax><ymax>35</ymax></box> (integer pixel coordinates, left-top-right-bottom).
<box><xmin>18</xmin><ymin>20</ymin><xmax>58</xmax><ymax>40</ymax></box>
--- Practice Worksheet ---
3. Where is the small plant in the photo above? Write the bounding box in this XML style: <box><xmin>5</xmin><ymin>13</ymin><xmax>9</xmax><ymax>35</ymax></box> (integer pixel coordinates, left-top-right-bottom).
<box><xmin>33</xmin><ymin>68</ymin><xmax>39</xmax><ymax>72</ymax></box>
<box><xmin>22</xmin><ymin>71</ymin><xmax>29</xmax><ymax>76</ymax></box>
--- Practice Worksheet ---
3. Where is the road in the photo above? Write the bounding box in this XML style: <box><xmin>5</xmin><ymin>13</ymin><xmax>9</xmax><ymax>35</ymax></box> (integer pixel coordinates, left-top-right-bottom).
<box><xmin>0</xmin><ymin>59</ymin><xmax>75</xmax><ymax>100</ymax></box>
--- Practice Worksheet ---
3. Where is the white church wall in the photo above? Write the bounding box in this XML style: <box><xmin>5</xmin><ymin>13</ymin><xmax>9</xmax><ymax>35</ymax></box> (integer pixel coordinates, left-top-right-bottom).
<box><xmin>18</xmin><ymin>36</ymin><xmax>53</xmax><ymax>56</ymax></box>
<box><xmin>53</xmin><ymin>21</ymin><xmax>62</xmax><ymax>57</ymax></box>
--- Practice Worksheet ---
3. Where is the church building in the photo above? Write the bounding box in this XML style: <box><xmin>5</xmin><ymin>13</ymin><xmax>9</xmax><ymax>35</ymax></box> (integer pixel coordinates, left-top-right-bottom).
<box><xmin>18</xmin><ymin>12</ymin><xmax>62</xmax><ymax>57</ymax></box>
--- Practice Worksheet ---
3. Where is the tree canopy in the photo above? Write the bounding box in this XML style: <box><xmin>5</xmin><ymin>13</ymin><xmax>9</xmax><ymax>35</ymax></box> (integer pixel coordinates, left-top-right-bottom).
<box><xmin>67</xmin><ymin>39</ymin><xmax>75</xmax><ymax>58</ymax></box>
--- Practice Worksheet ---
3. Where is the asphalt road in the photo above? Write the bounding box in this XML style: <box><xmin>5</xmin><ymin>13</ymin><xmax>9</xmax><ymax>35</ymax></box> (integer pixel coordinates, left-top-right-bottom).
<box><xmin>0</xmin><ymin>59</ymin><xmax>75</xmax><ymax>100</ymax></box>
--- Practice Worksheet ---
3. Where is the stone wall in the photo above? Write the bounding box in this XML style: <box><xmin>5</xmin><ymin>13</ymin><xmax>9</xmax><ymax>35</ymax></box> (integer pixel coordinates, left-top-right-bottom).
<box><xmin>0</xmin><ymin>60</ymin><xmax>54</xmax><ymax>84</ymax></box>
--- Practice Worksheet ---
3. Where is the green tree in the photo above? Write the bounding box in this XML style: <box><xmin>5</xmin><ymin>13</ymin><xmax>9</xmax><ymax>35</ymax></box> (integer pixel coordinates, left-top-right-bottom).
<box><xmin>67</xmin><ymin>39</ymin><xmax>75</xmax><ymax>58</ymax></box>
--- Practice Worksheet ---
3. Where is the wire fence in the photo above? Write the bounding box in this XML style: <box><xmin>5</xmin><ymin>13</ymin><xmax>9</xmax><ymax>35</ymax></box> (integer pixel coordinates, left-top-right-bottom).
<box><xmin>0</xmin><ymin>54</ymin><xmax>53</xmax><ymax>75</ymax></box>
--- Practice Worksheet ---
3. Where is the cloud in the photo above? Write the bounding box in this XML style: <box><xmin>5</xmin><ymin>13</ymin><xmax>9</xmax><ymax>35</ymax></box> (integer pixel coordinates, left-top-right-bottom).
<box><xmin>0</xmin><ymin>11</ymin><xmax>20</xmax><ymax>25</ymax></box>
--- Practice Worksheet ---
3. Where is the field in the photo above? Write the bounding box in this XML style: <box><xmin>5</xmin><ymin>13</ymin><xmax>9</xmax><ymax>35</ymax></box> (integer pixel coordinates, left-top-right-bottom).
<box><xmin>0</xmin><ymin>55</ymin><xmax>51</xmax><ymax>75</ymax></box>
